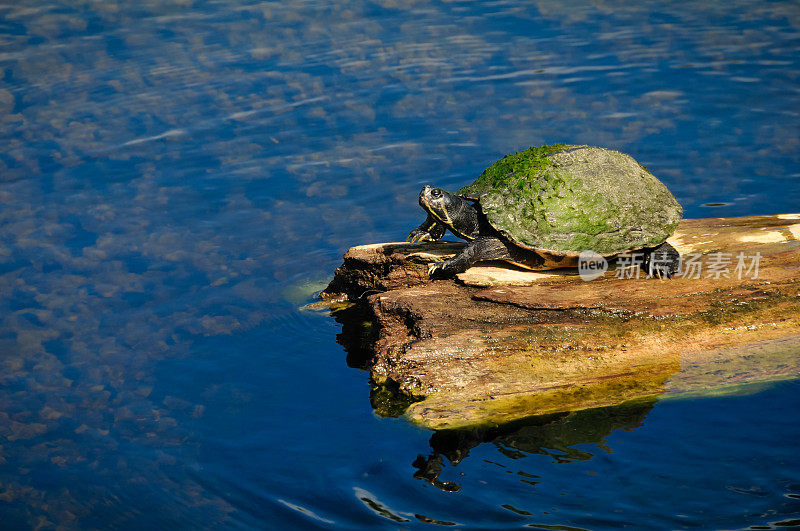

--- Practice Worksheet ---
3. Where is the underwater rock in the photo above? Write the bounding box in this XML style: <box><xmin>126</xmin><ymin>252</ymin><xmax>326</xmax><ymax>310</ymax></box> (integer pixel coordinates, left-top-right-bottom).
<box><xmin>323</xmin><ymin>214</ymin><xmax>800</xmax><ymax>430</ymax></box>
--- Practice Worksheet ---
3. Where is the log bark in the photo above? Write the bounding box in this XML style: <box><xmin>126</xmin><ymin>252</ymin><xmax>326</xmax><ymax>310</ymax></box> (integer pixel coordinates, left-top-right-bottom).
<box><xmin>322</xmin><ymin>214</ymin><xmax>800</xmax><ymax>430</ymax></box>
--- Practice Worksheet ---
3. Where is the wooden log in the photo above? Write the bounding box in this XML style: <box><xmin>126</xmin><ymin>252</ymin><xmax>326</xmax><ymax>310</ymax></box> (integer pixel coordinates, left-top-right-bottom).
<box><xmin>321</xmin><ymin>214</ymin><xmax>800</xmax><ymax>430</ymax></box>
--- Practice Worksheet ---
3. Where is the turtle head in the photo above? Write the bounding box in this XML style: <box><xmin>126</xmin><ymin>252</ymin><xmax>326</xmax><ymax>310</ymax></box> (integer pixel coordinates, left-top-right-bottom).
<box><xmin>418</xmin><ymin>185</ymin><xmax>479</xmax><ymax>240</ymax></box>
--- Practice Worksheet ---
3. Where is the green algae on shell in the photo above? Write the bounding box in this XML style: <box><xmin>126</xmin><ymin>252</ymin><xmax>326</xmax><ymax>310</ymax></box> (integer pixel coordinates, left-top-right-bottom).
<box><xmin>458</xmin><ymin>145</ymin><xmax>683</xmax><ymax>255</ymax></box>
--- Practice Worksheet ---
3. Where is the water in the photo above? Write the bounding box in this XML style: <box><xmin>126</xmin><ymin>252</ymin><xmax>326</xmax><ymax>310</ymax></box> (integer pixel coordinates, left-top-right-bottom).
<box><xmin>1</xmin><ymin>0</ymin><xmax>799</xmax><ymax>528</ymax></box>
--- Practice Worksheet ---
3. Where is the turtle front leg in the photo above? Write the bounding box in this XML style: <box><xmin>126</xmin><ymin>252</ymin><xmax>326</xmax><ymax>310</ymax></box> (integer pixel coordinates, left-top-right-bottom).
<box><xmin>407</xmin><ymin>214</ymin><xmax>446</xmax><ymax>243</ymax></box>
<box><xmin>429</xmin><ymin>237</ymin><xmax>512</xmax><ymax>278</ymax></box>
<box><xmin>643</xmin><ymin>242</ymin><xmax>681</xmax><ymax>279</ymax></box>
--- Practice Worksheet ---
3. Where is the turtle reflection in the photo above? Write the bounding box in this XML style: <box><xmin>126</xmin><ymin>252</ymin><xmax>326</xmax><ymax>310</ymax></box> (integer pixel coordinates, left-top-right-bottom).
<box><xmin>412</xmin><ymin>400</ymin><xmax>655</xmax><ymax>492</ymax></box>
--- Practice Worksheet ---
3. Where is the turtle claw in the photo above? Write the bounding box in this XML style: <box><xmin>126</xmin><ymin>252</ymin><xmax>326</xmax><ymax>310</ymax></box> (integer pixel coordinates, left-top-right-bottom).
<box><xmin>428</xmin><ymin>262</ymin><xmax>449</xmax><ymax>279</ymax></box>
<box><xmin>408</xmin><ymin>230</ymin><xmax>433</xmax><ymax>243</ymax></box>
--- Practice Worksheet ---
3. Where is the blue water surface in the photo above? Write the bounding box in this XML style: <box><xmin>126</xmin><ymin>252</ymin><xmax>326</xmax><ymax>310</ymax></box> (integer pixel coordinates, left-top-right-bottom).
<box><xmin>1</xmin><ymin>0</ymin><xmax>799</xmax><ymax>528</ymax></box>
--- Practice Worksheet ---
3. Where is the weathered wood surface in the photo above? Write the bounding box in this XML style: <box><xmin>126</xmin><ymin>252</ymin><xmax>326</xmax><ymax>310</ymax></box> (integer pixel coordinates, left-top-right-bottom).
<box><xmin>322</xmin><ymin>214</ymin><xmax>800</xmax><ymax>430</ymax></box>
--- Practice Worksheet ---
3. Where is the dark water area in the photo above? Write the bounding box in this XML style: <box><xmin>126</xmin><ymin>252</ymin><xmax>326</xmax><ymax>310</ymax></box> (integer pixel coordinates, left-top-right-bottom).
<box><xmin>1</xmin><ymin>0</ymin><xmax>799</xmax><ymax>528</ymax></box>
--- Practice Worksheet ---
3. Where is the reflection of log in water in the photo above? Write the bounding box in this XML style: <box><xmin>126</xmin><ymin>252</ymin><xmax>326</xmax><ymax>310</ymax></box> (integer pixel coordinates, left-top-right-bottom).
<box><xmin>412</xmin><ymin>400</ymin><xmax>656</xmax><ymax>492</ymax></box>
<box><xmin>331</xmin><ymin>297</ymin><xmax>660</xmax><ymax>493</ymax></box>
<box><xmin>333</xmin><ymin>303</ymin><xmax>423</xmax><ymax>417</ymax></box>
<box><xmin>332</xmin><ymin>302</ymin><xmax>377</xmax><ymax>371</ymax></box>
<box><xmin>323</xmin><ymin>214</ymin><xmax>800</xmax><ymax>430</ymax></box>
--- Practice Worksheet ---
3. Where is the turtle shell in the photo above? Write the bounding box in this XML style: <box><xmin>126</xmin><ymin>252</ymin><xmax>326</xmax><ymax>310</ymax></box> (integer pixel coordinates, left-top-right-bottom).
<box><xmin>457</xmin><ymin>145</ymin><xmax>683</xmax><ymax>255</ymax></box>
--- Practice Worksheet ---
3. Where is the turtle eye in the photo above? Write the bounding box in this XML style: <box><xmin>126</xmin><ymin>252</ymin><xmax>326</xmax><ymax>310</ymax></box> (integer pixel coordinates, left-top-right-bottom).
<box><xmin>430</xmin><ymin>188</ymin><xmax>442</xmax><ymax>199</ymax></box>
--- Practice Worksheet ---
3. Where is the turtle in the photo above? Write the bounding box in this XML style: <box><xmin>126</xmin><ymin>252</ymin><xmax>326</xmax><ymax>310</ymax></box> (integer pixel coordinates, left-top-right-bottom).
<box><xmin>407</xmin><ymin>144</ymin><xmax>683</xmax><ymax>279</ymax></box>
